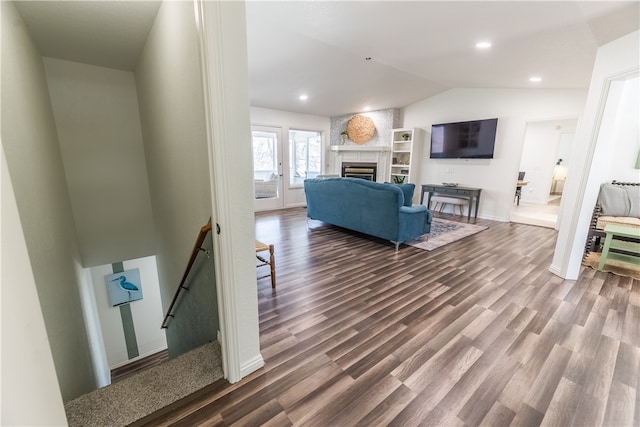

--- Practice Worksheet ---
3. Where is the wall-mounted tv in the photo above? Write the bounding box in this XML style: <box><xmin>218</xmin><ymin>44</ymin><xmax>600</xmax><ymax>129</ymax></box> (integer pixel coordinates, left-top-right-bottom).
<box><xmin>430</xmin><ymin>118</ymin><xmax>498</xmax><ymax>159</ymax></box>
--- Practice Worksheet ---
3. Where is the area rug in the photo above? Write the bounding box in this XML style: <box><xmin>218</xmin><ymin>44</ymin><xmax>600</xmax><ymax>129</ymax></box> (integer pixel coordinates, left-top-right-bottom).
<box><xmin>406</xmin><ymin>218</ymin><xmax>488</xmax><ymax>251</ymax></box>
<box><xmin>64</xmin><ymin>341</ymin><xmax>223</xmax><ymax>427</ymax></box>
<box><xmin>582</xmin><ymin>251</ymin><xmax>640</xmax><ymax>280</ymax></box>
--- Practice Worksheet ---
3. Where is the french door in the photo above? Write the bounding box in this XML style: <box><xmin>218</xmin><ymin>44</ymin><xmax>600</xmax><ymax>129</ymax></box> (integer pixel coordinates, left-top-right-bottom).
<box><xmin>252</xmin><ymin>126</ymin><xmax>284</xmax><ymax>211</ymax></box>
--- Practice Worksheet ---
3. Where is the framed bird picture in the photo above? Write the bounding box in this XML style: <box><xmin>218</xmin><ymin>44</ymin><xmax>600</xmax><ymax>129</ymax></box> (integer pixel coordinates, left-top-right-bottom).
<box><xmin>105</xmin><ymin>269</ymin><xmax>143</xmax><ymax>306</ymax></box>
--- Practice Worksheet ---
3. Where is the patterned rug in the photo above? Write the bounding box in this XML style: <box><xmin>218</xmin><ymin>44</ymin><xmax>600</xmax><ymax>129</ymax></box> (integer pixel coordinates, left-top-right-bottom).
<box><xmin>406</xmin><ymin>217</ymin><xmax>488</xmax><ymax>251</ymax></box>
<box><xmin>582</xmin><ymin>251</ymin><xmax>640</xmax><ymax>280</ymax></box>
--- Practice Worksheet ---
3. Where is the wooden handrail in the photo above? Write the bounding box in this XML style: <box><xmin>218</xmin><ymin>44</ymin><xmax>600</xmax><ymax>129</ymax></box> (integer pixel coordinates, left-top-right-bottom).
<box><xmin>161</xmin><ymin>220</ymin><xmax>213</xmax><ymax>329</ymax></box>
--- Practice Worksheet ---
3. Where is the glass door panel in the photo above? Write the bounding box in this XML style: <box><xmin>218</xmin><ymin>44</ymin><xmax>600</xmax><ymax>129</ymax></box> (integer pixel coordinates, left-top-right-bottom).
<box><xmin>252</xmin><ymin>126</ymin><xmax>283</xmax><ymax>210</ymax></box>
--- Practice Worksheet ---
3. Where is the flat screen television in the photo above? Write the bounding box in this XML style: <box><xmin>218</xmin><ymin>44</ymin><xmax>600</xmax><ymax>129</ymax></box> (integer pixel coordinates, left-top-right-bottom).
<box><xmin>430</xmin><ymin>118</ymin><xmax>498</xmax><ymax>159</ymax></box>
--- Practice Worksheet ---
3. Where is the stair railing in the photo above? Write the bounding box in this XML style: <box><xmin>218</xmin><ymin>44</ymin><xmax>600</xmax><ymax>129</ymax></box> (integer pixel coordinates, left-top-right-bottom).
<box><xmin>161</xmin><ymin>219</ymin><xmax>212</xmax><ymax>329</ymax></box>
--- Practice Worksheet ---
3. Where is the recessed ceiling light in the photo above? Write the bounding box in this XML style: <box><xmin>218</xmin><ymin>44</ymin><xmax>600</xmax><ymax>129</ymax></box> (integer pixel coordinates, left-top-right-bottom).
<box><xmin>363</xmin><ymin>106</ymin><xmax>371</xmax><ymax>112</ymax></box>
<box><xmin>299</xmin><ymin>94</ymin><xmax>308</xmax><ymax>101</ymax></box>
<box><xmin>529</xmin><ymin>76</ymin><xmax>542</xmax><ymax>83</ymax></box>
<box><xmin>476</xmin><ymin>41</ymin><xmax>492</xmax><ymax>49</ymax></box>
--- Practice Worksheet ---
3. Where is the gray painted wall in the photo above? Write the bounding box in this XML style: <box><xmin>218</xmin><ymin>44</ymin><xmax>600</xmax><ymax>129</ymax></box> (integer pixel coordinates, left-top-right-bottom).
<box><xmin>43</xmin><ymin>58</ymin><xmax>157</xmax><ymax>267</ymax></box>
<box><xmin>135</xmin><ymin>1</ymin><xmax>219</xmax><ymax>356</ymax></box>
<box><xmin>165</xmin><ymin>233</ymin><xmax>218</xmax><ymax>357</ymax></box>
<box><xmin>1</xmin><ymin>1</ymin><xmax>95</xmax><ymax>401</ymax></box>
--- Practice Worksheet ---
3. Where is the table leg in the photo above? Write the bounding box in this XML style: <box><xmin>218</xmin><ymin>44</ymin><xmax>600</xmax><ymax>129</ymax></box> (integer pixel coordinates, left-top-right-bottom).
<box><xmin>597</xmin><ymin>233</ymin><xmax>614</xmax><ymax>270</ymax></box>
<box><xmin>474</xmin><ymin>195</ymin><xmax>480</xmax><ymax>219</ymax></box>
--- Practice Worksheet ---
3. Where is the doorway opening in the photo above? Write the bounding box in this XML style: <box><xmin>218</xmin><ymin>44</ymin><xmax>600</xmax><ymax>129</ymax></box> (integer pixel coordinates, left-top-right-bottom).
<box><xmin>511</xmin><ymin>118</ymin><xmax>577</xmax><ymax>229</ymax></box>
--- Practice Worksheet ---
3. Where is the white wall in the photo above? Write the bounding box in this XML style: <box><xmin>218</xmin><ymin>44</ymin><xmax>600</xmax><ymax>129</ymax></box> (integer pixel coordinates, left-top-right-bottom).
<box><xmin>1</xmin><ymin>1</ymin><xmax>95</xmax><ymax>402</ymax></box>
<box><xmin>402</xmin><ymin>88</ymin><xmax>588</xmax><ymax>221</ymax></box>
<box><xmin>1</xmin><ymin>146</ymin><xmax>68</xmax><ymax>426</ymax></box>
<box><xmin>89</xmin><ymin>256</ymin><xmax>167</xmax><ymax>369</ymax></box>
<box><xmin>605</xmin><ymin>77</ymin><xmax>640</xmax><ymax>182</ymax></box>
<box><xmin>43</xmin><ymin>58</ymin><xmax>157</xmax><ymax>268</ymax></box>
<box><xmin>136</xmin><ymin>0</ymin><xmax>212</xmax><ymax>308</ymax></box>
<box><xmin>553</xmin><ymin>30</ymin><xmax>640</xmax><ymax>279</ymax></box>
<box><xmin>251</xmin><ymin>106</ymin><xmax>330</xmax><ymax>208</ymax></box>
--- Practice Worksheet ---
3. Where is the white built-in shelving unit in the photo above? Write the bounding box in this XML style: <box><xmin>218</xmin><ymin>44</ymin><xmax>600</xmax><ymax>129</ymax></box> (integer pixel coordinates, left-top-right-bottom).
<box><xmin>389</xmin><ymin>128</ymin><xmax>423</xmax><ymax>188</ymax></box>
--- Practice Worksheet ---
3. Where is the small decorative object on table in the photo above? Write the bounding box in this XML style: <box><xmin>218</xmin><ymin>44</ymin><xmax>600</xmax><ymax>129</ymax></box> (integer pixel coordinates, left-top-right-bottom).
<box><xmin>442</xmin><ymin>182</ymin><xmax>458</xmax><ymax>187</ymax></box>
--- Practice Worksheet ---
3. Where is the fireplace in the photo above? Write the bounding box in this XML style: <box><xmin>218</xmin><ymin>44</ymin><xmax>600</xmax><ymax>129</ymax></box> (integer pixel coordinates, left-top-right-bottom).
<box><xmin>341</xmin><ymin>162</ymin><xmax>377</xmax><ymax>181</ymax></box>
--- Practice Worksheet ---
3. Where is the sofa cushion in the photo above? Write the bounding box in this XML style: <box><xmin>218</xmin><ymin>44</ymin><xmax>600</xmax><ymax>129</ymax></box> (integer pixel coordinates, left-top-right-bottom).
<box><xmin>596</xmin><ymin>215</ymin><xmax>640</xmax><ymax>230</ymax></box>
<box><xmin>385</xmin><ymin>183</ymin><xmax>415</xmax><ymax>207</ymax></box>
<box><xmin>396</xmin><ymin>183</ymin><xmax>415</xmax><ymax>207</ymax></box>
<box><xmin>598</xmin><ymin>183</ymin><xmax>640</xmax><ymax>217</ymax></box>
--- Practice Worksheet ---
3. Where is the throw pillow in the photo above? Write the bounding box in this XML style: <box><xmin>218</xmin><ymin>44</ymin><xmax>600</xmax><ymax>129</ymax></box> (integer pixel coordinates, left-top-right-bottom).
<box><xmin>385</xmin><ymin>182</ymin><xmax>414</xmax><ymax>207</ymax></box>
<box><xmin>599</xmin><ymin>183</ymin><xmax>640</xmax><ymax>217</ymax></box>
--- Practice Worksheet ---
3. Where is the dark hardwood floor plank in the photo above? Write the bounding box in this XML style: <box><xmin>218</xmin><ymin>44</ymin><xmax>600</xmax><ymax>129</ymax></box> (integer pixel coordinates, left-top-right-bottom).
<box><xmin>622</xmin><ymin>303</ymin><xmax>640</xmax><ymax>347</ymax></box>
<box><xmin>355</xmin><ymin>384</ymin><xmax>417</xmax><ymax>427</ymax></box>
<box><xmin>522</xmin><ymin>344</ymin><xmax>573</xmax><ymax>414</ymax></box>
<box><xmin>538</xmin><ymin>376</ymin><xmax>581</xmax><ymax>427</ymax></box>
<box><xmin>457</xmin><ymin>355</ymin><xmax>520</xmax><ymax>426</ymax></box>
<box><xmin>227</xmin><ymin>398</ymin><xmax>286</xmax><ymax>427</ymax></box>
<box><xmin>602</xmin><ymin>380</ymin><xmax>636</xmax><ymax>427</ymax></box>
<box><xmin>571</xmin><ymin>391</ymin><xmax>607</xmax><ymax>427</ymax></box>
<box><xmin>509</xmin><ymin>402</ymin><xmax>545</xmax><ymax>427</ymax></box>
<box><xmin>612</xmin><ymin>341</ymin><xmax>640</xmax><ymax>389</ymax></box>
<box><xmin>479</xmin><ymin>401</ymin><xmax>516</xmax><ymax>426</ymax></box>
<box><xmin>582</xmin><ymin>335</ymin><xmax>619</xmax><ymax>400</ymax></box>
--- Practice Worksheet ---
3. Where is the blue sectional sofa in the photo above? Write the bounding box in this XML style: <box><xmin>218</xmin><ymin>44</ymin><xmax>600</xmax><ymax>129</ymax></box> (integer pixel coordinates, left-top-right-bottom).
<box><xmin>304</xmin><ymin>177</ymin><xmax>432</xmax><ymax>249</ymax></box>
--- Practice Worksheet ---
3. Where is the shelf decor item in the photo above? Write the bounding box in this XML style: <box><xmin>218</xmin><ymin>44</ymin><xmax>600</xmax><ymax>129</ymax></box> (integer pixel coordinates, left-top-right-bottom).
<box><xmin>389</xmin><ymin>128</ymin><xmax>423</xmax><ymax>190</ymax></box>
<box><xmin>340</xmin><ymin>130</ymin><xmax>348</xmax><ymax>144</ymax></box>
<box><xmin>346</xmin><ymin>114</ymin><xmax>376</xmax><ymax>144</ymax></box>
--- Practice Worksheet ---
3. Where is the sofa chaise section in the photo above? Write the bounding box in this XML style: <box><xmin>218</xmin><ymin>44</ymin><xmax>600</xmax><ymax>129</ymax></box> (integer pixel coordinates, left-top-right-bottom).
<box><xmin>304</xmin><ymin>177</ymin><xmax>432</xmax><ymax>249</ymax></box>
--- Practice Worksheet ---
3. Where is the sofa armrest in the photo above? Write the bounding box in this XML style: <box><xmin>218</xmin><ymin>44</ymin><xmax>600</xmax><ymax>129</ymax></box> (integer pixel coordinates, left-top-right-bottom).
<box><xmin>400</xmin><ymin>205</ymin><xmax>426</xmax><ymax>215</ymax></box>
<box><xmin>399</xmin><ymin>205</ymin><xmax>432</xmax><ymax>236</ymax></box>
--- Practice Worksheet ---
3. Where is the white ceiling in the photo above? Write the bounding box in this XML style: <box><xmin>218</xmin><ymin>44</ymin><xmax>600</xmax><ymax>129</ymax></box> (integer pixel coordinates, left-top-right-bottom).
<box><xmin>13</xmin><ymin>1</ymin><xmax>640</xmax><ymax>117</ymax></box>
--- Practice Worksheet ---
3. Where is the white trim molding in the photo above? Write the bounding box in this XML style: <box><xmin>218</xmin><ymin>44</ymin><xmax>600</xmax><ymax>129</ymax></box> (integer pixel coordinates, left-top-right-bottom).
<box><xmin>195</xmin><ymin>0</ymin><xmax>263</xmax><ymax>383</ymax></box>
<box><xmin>551</xmin><ymin>30</ymin><xmax>639</xmax><ymax>280</ymax></box>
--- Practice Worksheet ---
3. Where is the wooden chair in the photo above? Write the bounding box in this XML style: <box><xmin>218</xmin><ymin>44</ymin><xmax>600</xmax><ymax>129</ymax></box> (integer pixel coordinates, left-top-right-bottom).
<box><xmin>255</xmin><ymin>240</ymin><xmax>276</xmax><ymax>288</ymax></box>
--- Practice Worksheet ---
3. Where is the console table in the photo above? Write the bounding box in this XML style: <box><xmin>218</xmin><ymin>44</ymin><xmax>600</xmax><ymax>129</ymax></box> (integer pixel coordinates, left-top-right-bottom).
<box><xmin>420</xmin><ymin>184</ymin><xmax>482</xmax><ymax>220</ymax></box>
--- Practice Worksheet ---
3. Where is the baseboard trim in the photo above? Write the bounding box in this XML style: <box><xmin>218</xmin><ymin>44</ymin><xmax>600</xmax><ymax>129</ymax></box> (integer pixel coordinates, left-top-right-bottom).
<box><xmin>240</xmin><ymin>353</ymin><xmax>265</xmax><ymax>378</ymax></box>
<box><xmin>110</xmin><ymin>346</ymin><xmax>169</xmax><ymax>370</ymax></box>
<box><xmin>548</xmin><ymin>263</ymin><xmax>563</xmax><ymax>278</ymax></box>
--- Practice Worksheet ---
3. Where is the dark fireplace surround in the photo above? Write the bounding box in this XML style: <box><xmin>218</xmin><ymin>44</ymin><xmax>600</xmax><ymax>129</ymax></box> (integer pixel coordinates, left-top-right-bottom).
<box><xmin>341</xmin><ymin>162</ymin><xmax>377</xmax><ymax>181</ymax></box>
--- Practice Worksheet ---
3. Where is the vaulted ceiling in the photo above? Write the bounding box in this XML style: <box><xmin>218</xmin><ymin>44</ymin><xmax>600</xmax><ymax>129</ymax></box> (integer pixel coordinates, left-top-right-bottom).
<box><xmin>13</xmin><ymin>1</ymin><xmax>640</xmax><ymax>117</ymax></box>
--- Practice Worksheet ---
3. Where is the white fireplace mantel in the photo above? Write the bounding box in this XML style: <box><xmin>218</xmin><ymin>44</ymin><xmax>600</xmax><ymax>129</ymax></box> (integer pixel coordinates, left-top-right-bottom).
<box><xmin>328</xmin><ymin>145</ymin><xmax>391</xmax><ymax>182</ymax></box>
<box><xmin>329</xmin><ymin>145</ymin><xmax>391</xmax><ymax>152</ymax></box>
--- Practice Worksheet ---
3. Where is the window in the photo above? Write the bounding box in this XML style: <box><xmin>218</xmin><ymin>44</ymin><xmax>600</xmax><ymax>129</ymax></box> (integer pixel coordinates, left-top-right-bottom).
<box><xmin>289</xmin><ymin>129</ymin><xmax>322</xmax><ymax>186</ymax></box>
<box><xmin>252</xmin><ymin>131</ymin><xmax>278</xmax><ymax>180</ymax></box>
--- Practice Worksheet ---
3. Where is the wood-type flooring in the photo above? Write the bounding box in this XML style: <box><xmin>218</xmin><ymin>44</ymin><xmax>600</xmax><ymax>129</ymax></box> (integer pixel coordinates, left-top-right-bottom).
<box><xmin>136</xmin><ymin>207</ymin><xmax>640</xmax><ymax>426</ymax></box>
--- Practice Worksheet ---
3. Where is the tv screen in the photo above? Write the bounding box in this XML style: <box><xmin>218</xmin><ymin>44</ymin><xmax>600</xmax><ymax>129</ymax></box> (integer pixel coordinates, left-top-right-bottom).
<box><xmin>430</xmin><ymin>118</ymin><xmax>498</xmax><ymax>159</ymax></box>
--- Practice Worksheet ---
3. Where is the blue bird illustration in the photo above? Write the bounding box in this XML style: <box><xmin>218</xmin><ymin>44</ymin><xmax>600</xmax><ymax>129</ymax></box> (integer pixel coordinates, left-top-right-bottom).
<box><xmin>112</xmin><ymin>276</ymin><xmax>139</xmax><ymax>301</ymax></box>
